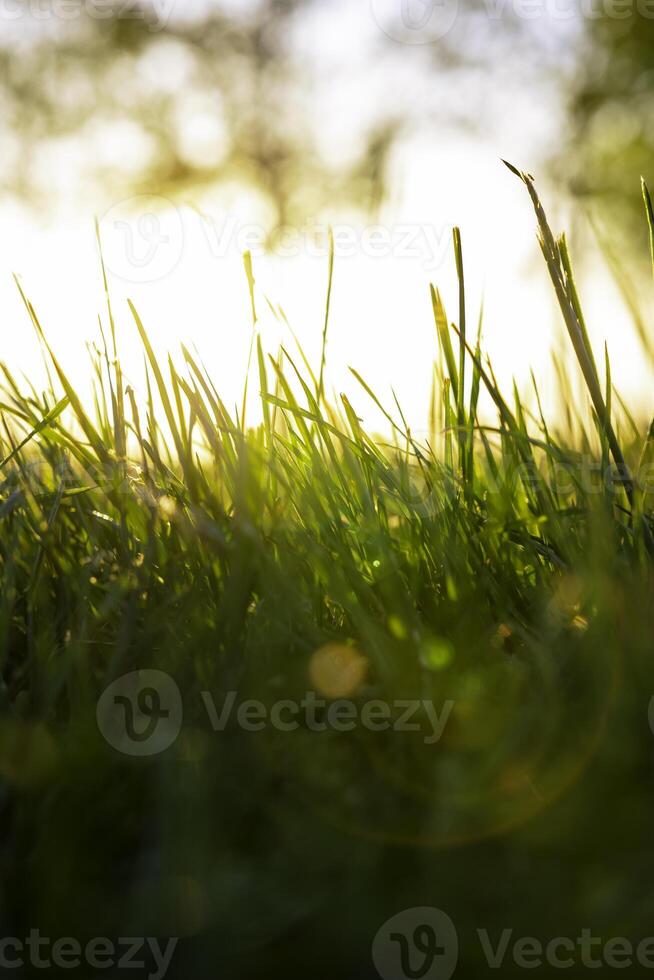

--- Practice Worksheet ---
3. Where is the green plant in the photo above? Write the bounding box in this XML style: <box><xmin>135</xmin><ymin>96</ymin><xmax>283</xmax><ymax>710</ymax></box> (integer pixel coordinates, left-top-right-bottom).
<box><xmin>1</xmin><ymin>170</ymin><xmax>654</xmax><ymax>977</ymax></box>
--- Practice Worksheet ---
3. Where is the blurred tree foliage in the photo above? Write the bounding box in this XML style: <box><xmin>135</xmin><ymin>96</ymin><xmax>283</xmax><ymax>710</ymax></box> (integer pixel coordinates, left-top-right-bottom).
<box><xmin>11</xmin><ymin>0</ymin><xmax>643</xmax><ymax>239</ymax></box>
<box><xmin>0</xmin><ymin>0</ymin><xmax>397</xmax><ymax>223</ymax></box>
<box><xmin>565</xmin><ymin>14</ymin><xmax>654</xmax><ymax>243</ymax></box>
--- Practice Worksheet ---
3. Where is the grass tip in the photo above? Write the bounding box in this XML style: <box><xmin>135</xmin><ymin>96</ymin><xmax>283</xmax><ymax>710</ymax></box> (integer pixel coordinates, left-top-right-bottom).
<box><xmin>502</xmin><ymin>159</ymin><xmax>535</xmax><ymax>182</ymax></box>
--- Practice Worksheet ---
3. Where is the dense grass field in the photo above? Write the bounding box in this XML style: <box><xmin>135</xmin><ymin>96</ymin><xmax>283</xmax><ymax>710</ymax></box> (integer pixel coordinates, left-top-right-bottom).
<box><xmin>2</xmin><ymin>167</ymin><xmax>654</xmax><ymax>978</ymax></box>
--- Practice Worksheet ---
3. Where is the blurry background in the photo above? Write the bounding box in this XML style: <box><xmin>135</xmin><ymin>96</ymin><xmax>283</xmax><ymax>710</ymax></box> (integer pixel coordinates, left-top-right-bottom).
<box><xmin>1</xmin><ymin>0</ymin><xmax>653</xmax><ymax>430</ymax></box>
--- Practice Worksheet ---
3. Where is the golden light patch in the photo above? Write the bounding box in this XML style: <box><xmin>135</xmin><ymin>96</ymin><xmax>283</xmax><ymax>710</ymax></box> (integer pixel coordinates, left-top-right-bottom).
<box><xmin>158</xmin><ymin>495</ymin><xmax>177</xmax><ymax>519</ymax></box>
<box><xmin>547</xmin><ymin>574</ymin><xmax>584</xmax><ymax>629</ymax></box>
<box><xmin>309</xmin><ymin>644</ymin><xmax>368</xmax><ymax>699</ymax></box>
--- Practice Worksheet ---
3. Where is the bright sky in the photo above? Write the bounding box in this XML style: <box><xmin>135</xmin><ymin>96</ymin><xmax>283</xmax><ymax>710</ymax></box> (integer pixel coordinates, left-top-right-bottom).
<box><xmin>0</xmin><ymin>0</ymin><xmax>651</xmax><ymax>435</ymax></box>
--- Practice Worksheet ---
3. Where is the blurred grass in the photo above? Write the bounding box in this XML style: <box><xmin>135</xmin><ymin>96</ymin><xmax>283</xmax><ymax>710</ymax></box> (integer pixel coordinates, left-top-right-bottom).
<box><xmin>1</xmin><ymin>171</ymin><xmax>654</xmax><ymax>977</ymax></box>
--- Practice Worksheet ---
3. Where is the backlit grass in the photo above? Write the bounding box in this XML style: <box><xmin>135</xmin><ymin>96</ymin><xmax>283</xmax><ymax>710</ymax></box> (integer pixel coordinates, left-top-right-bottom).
<box><xmin>1</xmin><ymin>168</ymin><xmax>654</xmax><ymax>977</ymax></box>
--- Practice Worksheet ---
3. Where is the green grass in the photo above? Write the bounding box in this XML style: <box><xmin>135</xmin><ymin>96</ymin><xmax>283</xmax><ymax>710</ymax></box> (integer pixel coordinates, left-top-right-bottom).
<box><xmin>2</xmin><ymin>170</ymin><xmax>654</xmax><ymax>977</ymax></box>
